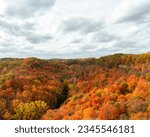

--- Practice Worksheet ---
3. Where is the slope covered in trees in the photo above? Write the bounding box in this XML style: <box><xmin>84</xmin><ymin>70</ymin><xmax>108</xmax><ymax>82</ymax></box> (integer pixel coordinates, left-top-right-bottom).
<box><xmin>0</xmin><ymin>53</ymin><xmax>150</xmax><ymax>120</ymax></box>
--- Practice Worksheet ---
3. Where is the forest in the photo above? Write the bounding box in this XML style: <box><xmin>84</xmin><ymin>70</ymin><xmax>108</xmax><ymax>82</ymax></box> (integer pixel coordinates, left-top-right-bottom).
<box><xmin>0</xmin><ymin>52</ymin><xmax>150</xmax><ymax>120</ymax></box>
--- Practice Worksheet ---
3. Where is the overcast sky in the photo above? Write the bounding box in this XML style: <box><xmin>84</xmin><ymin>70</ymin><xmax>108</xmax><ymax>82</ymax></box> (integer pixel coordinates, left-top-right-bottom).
<box><xmin>0</xmin><ymin>0</ymin><xmax>150</xmax><ymax>59</ymax></box>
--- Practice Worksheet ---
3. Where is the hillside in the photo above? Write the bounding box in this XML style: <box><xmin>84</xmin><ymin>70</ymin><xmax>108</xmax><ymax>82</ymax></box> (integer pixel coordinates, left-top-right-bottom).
<box><xmin>0</xmin><ymin>53</ymin><xmax>150</xmax><ymax>120</ymax></box>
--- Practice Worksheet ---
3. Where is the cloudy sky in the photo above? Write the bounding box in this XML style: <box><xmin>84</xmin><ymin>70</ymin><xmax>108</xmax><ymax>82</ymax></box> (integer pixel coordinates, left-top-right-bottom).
<box><xmin>0</xmin><ymin>0</ymin><xmax>150</xmax><ymax>59</ymax></box>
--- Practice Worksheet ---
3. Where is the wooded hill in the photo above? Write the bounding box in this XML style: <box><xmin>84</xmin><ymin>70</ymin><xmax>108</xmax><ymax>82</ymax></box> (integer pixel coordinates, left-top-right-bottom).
<box><xmin>0</xmin><ymin>53</ymin><xmax>150</xmax><ymax>120</ymax></box>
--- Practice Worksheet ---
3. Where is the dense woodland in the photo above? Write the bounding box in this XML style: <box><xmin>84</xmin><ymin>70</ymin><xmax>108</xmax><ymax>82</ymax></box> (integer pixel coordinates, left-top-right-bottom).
<box><xmin>0</xmin><ymin>53</ymin><xmax>150</xmax><ymax>120</ymax></box>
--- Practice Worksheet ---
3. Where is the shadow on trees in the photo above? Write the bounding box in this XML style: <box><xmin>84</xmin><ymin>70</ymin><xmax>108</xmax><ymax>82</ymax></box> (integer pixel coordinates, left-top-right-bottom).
<box><xmin>56</xmin><ymin>82</ymin><xmax>70</xmax><ymax>108</ymax></box>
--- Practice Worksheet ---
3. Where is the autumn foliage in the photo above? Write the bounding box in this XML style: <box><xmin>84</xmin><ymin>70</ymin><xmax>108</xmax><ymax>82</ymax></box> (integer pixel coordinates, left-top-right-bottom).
<box><xmin>0</xmin><ymin>53</ymin><xmax>150</xmax><ymax>120</ymax></box>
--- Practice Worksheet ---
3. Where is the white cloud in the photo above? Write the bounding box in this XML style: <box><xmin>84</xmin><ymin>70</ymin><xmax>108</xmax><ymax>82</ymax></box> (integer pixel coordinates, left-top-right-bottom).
<box><xmin>61</xmin><ymin>17</ymin><xmax>103</xmax><ymax>34</ymax></box>
<box><xmin>110</xmin><ymin>0</ymin><xmax>150</xmax><ymax>23</ymax></box>
<box><xmin>1</xmin><ymin>0</ymin><xmax>55</xmax><ymax>18</ymax></box>
<box><xmin>54</xmin><ymin>0</ymin><xmax>121</xmax><ymax>19</ymax></box>
<box><xmin>0</xmin><ymin>0</ymin><xmax>149</xmax><ymax>59</ymax></box>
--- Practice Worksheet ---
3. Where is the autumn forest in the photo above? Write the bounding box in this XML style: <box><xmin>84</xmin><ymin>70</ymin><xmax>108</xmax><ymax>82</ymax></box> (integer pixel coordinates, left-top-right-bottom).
<box><xmin>0</xmin><ymin>53</ymin><xmax>150</xmax><ymax>120</ymax></box>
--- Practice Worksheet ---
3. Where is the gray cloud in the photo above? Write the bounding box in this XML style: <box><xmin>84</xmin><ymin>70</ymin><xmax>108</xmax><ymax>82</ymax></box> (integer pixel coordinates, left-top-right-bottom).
<box><xmin>0</xmin><ymin>37</ymin><xmax>36</xmax><ymax>58</ymax></box>
<box><xmin>79</xmin><ymin>44</ymin><xmax>98</xmax><ymax>51</ymax></box>
<box><xmin>114</xmin><ymin>41</ymin><xmax>137</xmax><ymax>49</ymax></box>
<box><xmin>92</xmin><ymin>30</ymin><xmax>118</xmax><ymax>43</ymax></box>
<box><xmin>5</xmin><ymin>0</ymin><xmax>55</xmax><ymax>18</ymax></box>
<box><xmin>0</xmin><ymin>41</ymin><xmax>21</xmax><ymax>57</ymax></box>
<box><xmin>62</xmin><ymin>18</ymin><xmax>103</xmax><ymax>34</ymax></box>
<box><xmin>60</xmin><ymin>45</ymin><xmax>121</xmax><ymax>59</ymax></box>
<box><xmin>115</xmin><ymin>1</ymin><xmax>150</xmax><ymax>24</ymax></box>
<box><xmin>0</xmin><ymin>19</ymin><xmax>52</xmax><ymax>44</ymax></box>
<box><xmin>0</xmin><ymin>18</ymin><xmax>34</xmax><ymax>35</ymax></box>
<box><xmin>25</xmin><ymin>34</ymin><xmax>52</xmax><ymax>44</ymax></box>
<box><xmin>71</xmin><ymin>38</ymin><xmax>82</xmax><ymax>44</ymax></box>
<box><xmin>0</xmin><ymin>19</ymin><xmax>20</xmax><ymax>33</ymax></box>
<box><xmin>110</xmin><ymin>39</ymin><xmax>149</xmax><ymax>55</ymax></box>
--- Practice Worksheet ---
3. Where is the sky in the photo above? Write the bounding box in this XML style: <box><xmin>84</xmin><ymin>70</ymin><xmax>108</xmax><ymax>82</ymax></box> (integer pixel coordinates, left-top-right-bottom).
<box><xmin>0</xmin><ymin>0</ymin><xmax>150</xmax><ymax>59</ymax></box>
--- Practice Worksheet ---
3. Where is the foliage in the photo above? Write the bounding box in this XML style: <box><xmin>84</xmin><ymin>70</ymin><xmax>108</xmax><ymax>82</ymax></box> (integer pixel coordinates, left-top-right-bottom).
<box><xmin>12</xmin><ymin>101</ymin><xmax>49</xmax><ymax>120</ymax></box>
<box><xmin>0</xmin><ymin>53</ymin><xmax>150</xmax><ymax>120</ymax></box>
